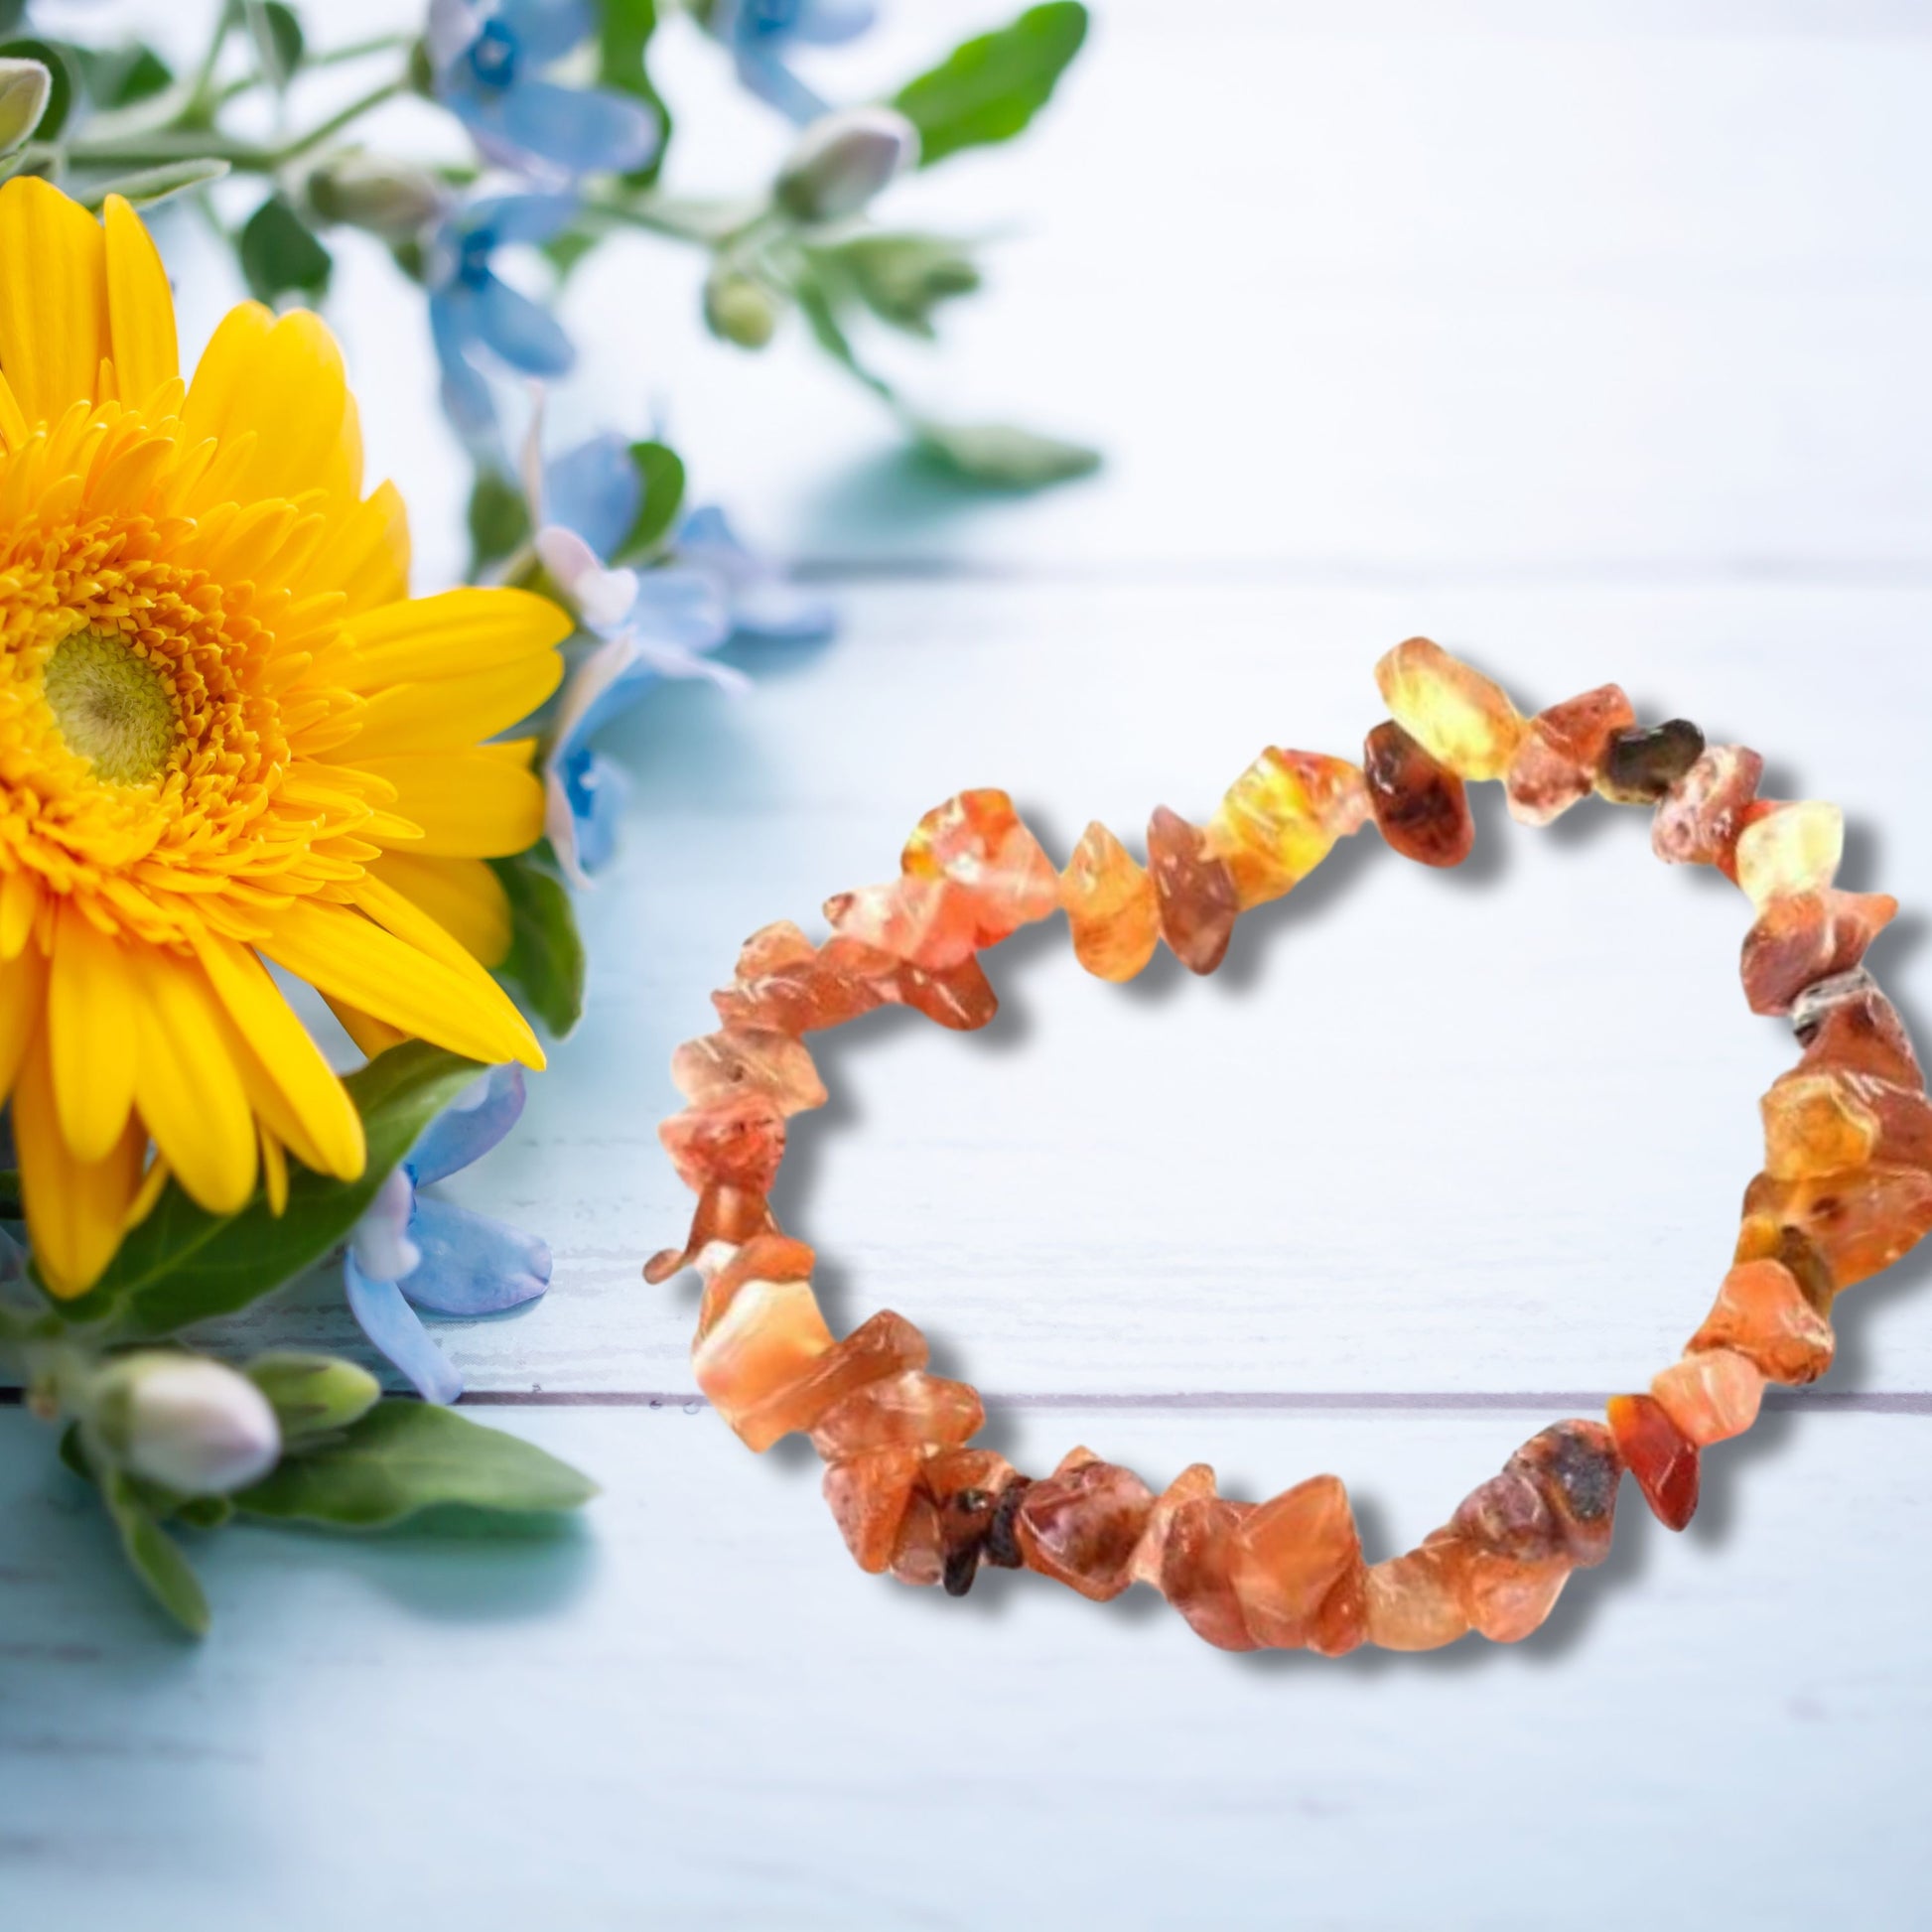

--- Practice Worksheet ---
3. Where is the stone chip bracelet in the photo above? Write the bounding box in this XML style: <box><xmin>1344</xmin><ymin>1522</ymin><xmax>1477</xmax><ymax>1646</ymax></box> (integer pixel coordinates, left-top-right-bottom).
<box><xmin>646</xmin><ymin>639</ymin><xmax>1929</xmax><ymax>1654</ymax></box>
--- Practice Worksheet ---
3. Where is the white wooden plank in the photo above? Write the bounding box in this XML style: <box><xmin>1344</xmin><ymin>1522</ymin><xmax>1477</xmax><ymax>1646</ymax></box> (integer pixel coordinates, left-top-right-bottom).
<box><xmin>180</xmin><ymin>579</ymin><xmax>1932</xmax><ymax>1396</ymax></box>
<box><xmin>4</xmin><ymin>1402</ymin><xmax>1929</xmax><ymax>1929</ymax></box>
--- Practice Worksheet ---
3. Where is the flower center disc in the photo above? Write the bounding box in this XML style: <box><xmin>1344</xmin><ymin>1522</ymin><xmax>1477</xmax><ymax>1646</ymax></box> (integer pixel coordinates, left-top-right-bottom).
<box><xmin>43</xmin><ymin>627</ymin><xmax>177</xmax><ymax>784</ymax></box>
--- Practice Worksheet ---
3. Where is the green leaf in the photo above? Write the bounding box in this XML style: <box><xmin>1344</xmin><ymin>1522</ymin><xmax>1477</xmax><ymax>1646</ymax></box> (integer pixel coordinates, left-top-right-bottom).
<box><xmin>245</xmin><ymin>1352</ymin><xmax>380</xmax><ymax>1445</ymax></box>
<box><xmin>610</xmin><ymin>440</ymin><xmax>685</xmax><ymax>564</ymax></box>
<box><xmin>72</xmin><ymin>41</ymin><xmax>173</xmax><ymax>110</ymax></box>
<box><xmin>599</xmin><ymin>0</ymin><xmax>668</xmax><ymax>188</ymax></box>
<box><xmin>50</xmin><ymin>1043</ymin><xmax>484</xmax><ymax>1338</ymax></box>
<box><xmin>75</xmin><ymin>157</ymin><xmax>230</xmax><ymax>212</ymax></box>
<box><xmin>911</xmin><ymin>416</ymin><xmax>1101</xmax><ymax>489</ymax></box>
<box><xmin>244</xmin><ymin>0</ymin><xmax>304</xmax><ymax>89</ymax></box>
<box><xmin>238</xmin><ymin>194</ymin><xmax>332</xmax><ymax>304</ymax></box>
<box><xmin>805</xmin><ymin>232</ymin><xmax>981</xmax><ymax>340</ymax></box>
<box><xmin>490</xmin><ymin>849</ymin><xmax>585</xmax><ymax>1037</ymax></box>
<box><xmin>0</xmin><ymin>38</ymin><xmax>71</xmax><ymax>139</ymax></box>
<box><xmin>540</xmin><ymin>226</ymin><xmax>599</xmax><ymax>283</ymax></box>
<box><xmin>102</xmin><ymin>1468</ymin><xmax>210</xmax><ymax>1636</ymax></box>
<box><xmin>892</xmin><ymin>2</ymin><xmax>1087</xmax><ymax>168</ymax></box>
<box><xmin>468</xmin><ymin>467</ymin><xmax>531</xmax><ymax>570</ymax></box>
<box><xmin>234</xmin><ymin>1400</ymin><xmax>597</xmax><ymax>1529</ymax></box>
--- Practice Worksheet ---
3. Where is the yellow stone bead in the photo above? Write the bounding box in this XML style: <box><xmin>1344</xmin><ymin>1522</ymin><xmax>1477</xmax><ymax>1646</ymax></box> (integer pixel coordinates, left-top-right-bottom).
<box><xmin>1373</xmin><ymin>636</ymin><xmax>1525</xmax><ymax>781</ymax></box>
<box><xmin>1733</xmin><ymin>800</ymin><xmax>1844</xmax><ymax>908</ymax></box>
<box><xmin>1761</xmin><ymin>1070</ymin><xmax>1880</xmax><ymax>1179</ymax></box>
<box><xmin>1059</xmin><ymin>821</ymin><xmax>1161</xmax><ymax>982</ymax></box>
<box><xmin>1205</xmin><ymin>748</ymin><xmax>1368</xmax><ymax>909</ymax></box>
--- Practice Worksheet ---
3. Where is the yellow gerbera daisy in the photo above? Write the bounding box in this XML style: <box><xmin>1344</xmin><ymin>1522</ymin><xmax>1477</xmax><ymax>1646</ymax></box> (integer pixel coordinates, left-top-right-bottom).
<box><xmin>0</xmin><ymin>180</ymin><xmax>569</xmax><ymax>1298</ymax></box>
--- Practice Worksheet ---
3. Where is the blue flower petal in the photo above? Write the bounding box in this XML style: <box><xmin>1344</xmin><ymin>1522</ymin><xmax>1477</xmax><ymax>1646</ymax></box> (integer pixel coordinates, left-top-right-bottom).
<box><xmin>345</xmin><ymin>1256</ymin><xmax>464</xmax><ymax>1405</ymax></box>
<box><xmin>496</xmin><ymin>78</ymin><xmax>661</xmax><ymax>177</ymax></box>
<box><xmin>572</xmin><ymin>658</ymin><xmax>662</xmax><ymax>746</ymax></box>
<box><xmin>627</xmin><ymin>565</ymin><xmax>733</xmax><ymax>651</ymax></box>
<box><xmin>409</xmin><ymin>1064</ymin><xmax>527</xmax><ymax>1186</ymax></box>
<box><xmin>788</xmin><ymin>0</ymin><xmax>876</xmax><ymax>46</ymax></box>
<box><xmin>473</xmin><ymin>272</ymin><xmax>575</xmax><ymax>376</ymax></box>
<box><xmin>400</xmin><ymin>1196</ymin><xmax>553</xmax><ymax>1315</ymax></box>
<box><xmin>565</xmin><ymin>745</ymin><xmax>629</xmax><ymax>874</ymax></box>
<box><xmin>732</xmin><ymin>49</ymin><xmax>828</xmax><ymax>124</ymax></box>
<box><xmin>500</xmin><ymin>0</ymin><xmax>595</xmax><ymax>64</ymax></box>
<box><xmin>546</xmin><ymin>433</ymin><xmax>640</xmax><ymax>559</ymax></box>
<box><xmin>464</xmin><ymin>191</ymin><xmax>580</xmax><ymax>248</ymax></box>
<box><xmin>429</xmin><ymin>292</ymin><xmax>501</xmax><ymax>450</ymax></box>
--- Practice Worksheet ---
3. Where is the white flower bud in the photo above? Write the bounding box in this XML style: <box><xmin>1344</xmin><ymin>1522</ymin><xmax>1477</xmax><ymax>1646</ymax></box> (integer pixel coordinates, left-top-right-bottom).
<box><xmin>307</xmin><ymin>152</ymin><xmax>448</xmax><ymax>239</ymax></box>
<box><xmin>90</xmin><ymin>1352</ymin><xmax>282</xmax><ymax>1497</ymax></box>
<box><xmin>774</xmin><ymin>107</ymin><xmax>919</xmax><ymax>223</ymax></box>
<box><xmin>0</xmin><ymin>58</ymin><xmax>51</xmax><ymax>156</ymax></box>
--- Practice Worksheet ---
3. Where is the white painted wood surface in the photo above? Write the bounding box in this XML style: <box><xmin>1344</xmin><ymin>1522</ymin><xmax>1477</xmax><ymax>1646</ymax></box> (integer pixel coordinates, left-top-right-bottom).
<box><xmin>8</xmin><ymin>5</ymin><xmax>1932</xmax><ymax>1927</ymax></box>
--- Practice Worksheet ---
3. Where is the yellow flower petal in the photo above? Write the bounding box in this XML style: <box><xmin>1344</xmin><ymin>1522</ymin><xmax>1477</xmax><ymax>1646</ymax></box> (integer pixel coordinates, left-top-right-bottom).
<box><xmin>0</xmin><ymin>937</ymin><xmax>47</xmax><ymax>1103</ymax></box>
<box><xmin>131</xmin><ymin>950</ymin><xmax>259</xmax><ymax>1215</ymax></box>
<box><xmin>48</xmin><ymin>903</ymin><xmax>137</xmax><ymax>1162</ymax></box>
<box><xmin>348</xmin><ymin>586</ymin><xmax>571</xmax><ymax>686</ymax></box>
<box><xmin>192</xmin><ymin>930</ymin><xmax>366</xmax><ymax>1180</ymax></box>
<box><xmin>259</xmin><ymin>897</ymin><xmax>543</xmax><ymax>1069</ymax></box>
<box><xmin>307</xmin><ymin>479</ymin><xmax>409</xmax><ymax>614</ymax></box>
<box><xmin>355</xmin><ymin>748</ymin><xmax>546</xmax><ymax>858</ymax></box>
<box><xmin>0</xmin><ymin>178</ymin><xmax>110</xmax><ymax>426</ymax></box>
<box><xmin>102</xmin><ymin>193</ymin><xmax>178</xmax><ymax>406</ymax></box>
<box><xmin>323</xmin><ymin>993</ymin><xmax>409</xmax><ymax>1058</ymax></box>
<box><xmin>367</xmin><ymin>853</ymin><xmax>512</xmax><ymax>967</ymax></box>
<box><xmin>259</xmin><ymin>1122</ymin><xmax>289</xmax><ymax>1215</ymax></box>
<box><xmin>0</xmin><ymin>867</ymin><xmax>40</xmax><ymax>958</ymax></box>
<box><xmin>15</xmin><ymin>1031</ymin><xmax>146</xmax><ymax>1298</ymax></box>
<box><xmin>348</xmin><ymin>647</ymin><xmax>565</xmax><ymax>758</ymax></box>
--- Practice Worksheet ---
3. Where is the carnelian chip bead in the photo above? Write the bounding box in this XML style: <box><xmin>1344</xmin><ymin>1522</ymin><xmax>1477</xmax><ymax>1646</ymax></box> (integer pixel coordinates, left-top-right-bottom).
<box><xmin>1159</xmin><ymin>1497</ymin><xmax>1260</xmax><ymax>1652</ymax></box>
<box><xmin>659</xmin><ymin>1093</ymin><xmax>787</xmax><ymax>1194</ymax></box>
<box><xmin>1450</xmin><ymin>1470</ymin><xmax>1559</xmax><ymax>1562</ymax></box>
<box><xmin>1652</xmin><ymin>745</ymin><xmax>1765</xmax><ymax>868</ymax></box>
<box><xmin>1689</xmin><ymin>1260</ymin><xmax>1835</xmax><ymax>1386</ymax></box>
<box><xmin>824</xmin><ymin>1447</ymin><xmax>924</xmax><ymax>1573</ymax></box>
<box><xmin>823</xmin><ymin>875</ymin><xmax>980</xmax><ymax>972</ymax></box>
<box><xmin>1147</xmin><ymin>806</ymin><xmax>1239</xmax><ymax>974</ymax></box>
<box><xmin>923</xmin><ymin>1447</ymin><xmax>1018</xmax><ymax>1595</ymax></box>
<box><xmin>691</xmin><ymin>1241</ymin><xmax>838</xmax><ymax>1444</ymax></box>
<box><xmin>672</xmin><ymin>1027</ymin><xmax>828</xmax><ymax>1117</ymax></box>
<box><xmin>1505</xmin><ymin>683</ymin><xmax>1635</xmax><ymax>827</ymax></box>
<box><xmin>901</xmin><ymin>787</ymin><xmax>1059</xmax><ymax>945</ymax></box>
<box><xmin>1128</xmin><ymin>1462</ymin><xmax>1219</xmax><ymax>1587</ymax></box>
<box><xmin>1504</xmin><ymin>1420</ymin><xmax>1621</xmax><ymax>1568</ymax></box>
<box><xmin>809</xmin><ymin>1370</ymin><xmax>986</xmax><ymax>1458</ymax></box>
<box><xmin>1794</xmin><ymin>970</ymin><xmax>1922</xmax><ymax>1089</ymax></box>
<box><xmin>1762</xmin><ymin>1070</ymin><xmax>1880</xmax><ymax>1179</ymax></box>
<box><xmin>1605</xmin><ymin>1394</ymin><xmax>1701</xmax><ymax>1532</ymax></box>
<box><xmin>1597</xmin><ymin>719</ymin><xmax>1707</xmax><ymax>804</ymax></box>
<box><xmin>712</xmin><ymin>923</ymin><xmax>886</xmax><ymax>1034</ymax></box>
<box><xmin>1363</xmin><ymin>1546</ymin><xmax>1472</xmax><ymax>1652</ymax></box>
<box><xmin>889</xmin><ymin>1493</ymin><xmax>947</xmax><ymax>1587</ymax></box>
<box><xmin>1015</xmin><ymin>1456</ymin><xmax>1157</xmax><ymax>1601</ymax></box>
<box><xmin>1205</xmin><ymin>748</ymin><xmax>1369</xmax><ymax>908</ymax></box>
<box><xmin>1457</xmin><ymin>1546</ymin><xmax>1573</xmax><ymax>1643</ymax></box>
<box><xmin>1740</xmin><ymin>889</ymin><xmax>1897</xmax><ymax>1017</ymax></box>
<box><xmin>1362</xmin><ymin>720</ymin><xmax>1474</xmax><ymax>868</ymax></box>
<box><xmin>1651</xmin><ymin>1347</ymin><xmax>1765</xmax><ymax>1446</ymax></box>
<box><xmin>1738</xmin><ymin>1166</ymin><xmax>1932</xmax><ymax>1292</ymax></box>
<box><xmin>1228</xmin><ymin>1473</ymin><xmax>1367</xmax><ymax>1654</ymax></box>
<box><xmin>733</xmin><ymin>1309</ymin><xmax>929</xmax><ymax>1453</ymax></box>
<box><xmin>1374</xmin><ymin>636</ymin><xmax>1524</xmax><ymax>780</ymax></box>
<box><xmin>1733</xmin><ymin>801</ymin><xmax>1845</xmax><ymax>908</ymax></box>
<box><xmin>1060</xmin><ymin>821</ymin><xmax>1161</xmax><ymax>982</ymax></box>
<box><xmin>643</xmin><ymin>1181</ymin><xmax>777</xmax><ymax>1284</ymax></box>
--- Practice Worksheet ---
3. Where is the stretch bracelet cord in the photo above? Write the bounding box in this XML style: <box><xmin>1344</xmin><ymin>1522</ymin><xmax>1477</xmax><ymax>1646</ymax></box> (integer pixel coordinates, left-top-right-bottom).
<box><xmin>646</xmin><ymin>639</ymin><xmax>1926</xmax><ymax>1654</ymax></box>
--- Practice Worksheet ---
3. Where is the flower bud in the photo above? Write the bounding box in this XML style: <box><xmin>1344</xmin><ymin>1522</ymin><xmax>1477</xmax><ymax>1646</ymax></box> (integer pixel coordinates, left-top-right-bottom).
<box><xmin>307</xmin><ymin>152</ymin><xmax>447</xmax><ymax>239</ymax></box>
<box><xmin>244</xmin><ymin>1352</ymin><xmax>380</xmax><ymax>1446</ymax></box>
<box><xmin>0</xmin><ymin>57</ymin><xmax>51</xmax><ymax>155</ymax></box>
<box><xmin>774</xmin><ymin>106</ymin><xmax>919</xmax><ymax>223</ymax></box>
<box><xmin>89</xmin><ymin>1352</ymin><xmax>282</xmax><ymax>1497</ymax></box>
<box><xmin>703</xmin><ymin>264</ymin><xmax>780</xmax><ymax>349</ymax></box>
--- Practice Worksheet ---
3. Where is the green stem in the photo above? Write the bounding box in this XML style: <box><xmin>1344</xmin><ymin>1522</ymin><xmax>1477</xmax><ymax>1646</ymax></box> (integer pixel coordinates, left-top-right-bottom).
<box><xmin>308</xmin><ymin>32</ymin><xmax>417</xmax><ymax>69</ymax></box>
<box><xmin>270</xmin><ymin>74</ymin><xmax>409</xmax><ymax>165</ymax></box>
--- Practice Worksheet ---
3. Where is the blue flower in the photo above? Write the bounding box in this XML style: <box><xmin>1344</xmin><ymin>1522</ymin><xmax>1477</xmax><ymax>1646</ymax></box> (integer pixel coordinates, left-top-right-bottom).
<box><xmin>344</xmin><ymin>1066</ymin><xmax>551</xmax><ymax>1406</ymax></box>
<box><xmin>706</xmin><ymin>0</ymin><xmax>875</xmax><ymax>123</ymax></box>
<box><xmin>530</xmin><ymin>431</ymin><xmax>835</xmax><ymax>881</ymax></box>
<box><xmin>428</xmin><ymin>192</ymin><xmax>577</xmax><ymax>450</ymax></box>
<box><xmin>428</xmin><ymin>0</ymin><xmax>661</xmax><ymax>180</ymax></box>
